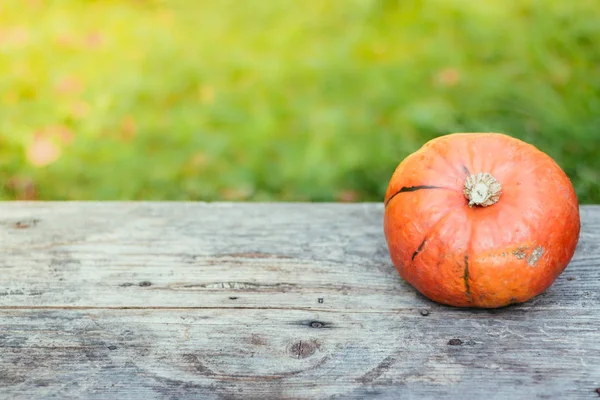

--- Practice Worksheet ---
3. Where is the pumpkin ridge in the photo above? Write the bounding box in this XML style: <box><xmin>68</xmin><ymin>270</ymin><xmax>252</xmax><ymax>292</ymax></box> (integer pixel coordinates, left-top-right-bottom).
<box><xmin>427</xmin><ymin>140</ymin><xmax>466</xmax><ymax>179</ymax></box>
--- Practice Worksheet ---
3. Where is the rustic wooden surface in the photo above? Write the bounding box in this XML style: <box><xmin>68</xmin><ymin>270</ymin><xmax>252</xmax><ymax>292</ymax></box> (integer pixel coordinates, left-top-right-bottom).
<box><xmin>0</xmin><ymin>202</ymin><xmax>599</xmax><ymax>399</ymax></box>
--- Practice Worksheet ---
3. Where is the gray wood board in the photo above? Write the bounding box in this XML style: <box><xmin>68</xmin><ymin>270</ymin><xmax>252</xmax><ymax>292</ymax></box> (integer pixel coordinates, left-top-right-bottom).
<box><xmin>0</xmin><ymin>202</ymin><xmax>599</xmax><ymax>399</ymax></box>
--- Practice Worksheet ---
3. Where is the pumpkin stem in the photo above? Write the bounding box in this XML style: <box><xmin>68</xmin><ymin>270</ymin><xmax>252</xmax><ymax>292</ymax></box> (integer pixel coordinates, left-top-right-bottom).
<box><xmin>463</xmin><ymin>172</ymin><xmax>502</xmax><ymax>207</ymax></box>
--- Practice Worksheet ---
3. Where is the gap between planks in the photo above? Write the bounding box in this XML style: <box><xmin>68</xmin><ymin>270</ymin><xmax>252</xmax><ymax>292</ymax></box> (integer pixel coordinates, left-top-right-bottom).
<box><xmin>0</xmin><ymin>305</ymin><xmax>597</xmax><ymax>312</ymax></box>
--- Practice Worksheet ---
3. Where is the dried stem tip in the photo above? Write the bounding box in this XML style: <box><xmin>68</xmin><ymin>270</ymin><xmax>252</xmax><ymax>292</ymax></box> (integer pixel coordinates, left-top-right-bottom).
<box><xmin>464</xmin><ymin>172</ymin><xmax>502</xmax><ymax>207</ymax></box>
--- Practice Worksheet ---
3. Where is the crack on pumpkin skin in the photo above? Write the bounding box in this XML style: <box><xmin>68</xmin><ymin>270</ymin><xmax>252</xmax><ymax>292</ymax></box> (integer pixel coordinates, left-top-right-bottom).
<box><xmin>412</xmin><ymin>238</ymin><xmax>427</xmax><ymax>261</ymax></box>
<box><xmin>463</xmin><ymin>254</ymin><xmax>471</xmax><ymax>298</ymax></box>
<box><xmin>385</xmin><ymin>185</ymin><xmax>444</xmax><ymax>207</ymax></box>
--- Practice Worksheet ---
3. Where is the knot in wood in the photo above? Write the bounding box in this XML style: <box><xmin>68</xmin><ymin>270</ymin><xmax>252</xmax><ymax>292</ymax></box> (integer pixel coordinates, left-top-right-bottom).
<box><xmin>288</xmin><ymin>340</ymin><xmax>317</xmax><ymax>359</ymax></box>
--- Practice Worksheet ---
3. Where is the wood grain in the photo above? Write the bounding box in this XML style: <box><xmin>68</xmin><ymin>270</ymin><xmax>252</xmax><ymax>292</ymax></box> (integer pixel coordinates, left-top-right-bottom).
<box><xmin>0</xmin><ymin>202</ymin><xmax>599</xmax><ymax>399</ymax></box>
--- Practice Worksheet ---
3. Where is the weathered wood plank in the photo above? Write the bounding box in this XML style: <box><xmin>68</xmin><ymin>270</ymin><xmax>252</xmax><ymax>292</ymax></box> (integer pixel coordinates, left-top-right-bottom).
<box><xmin>2</xmin><ymin>308</ymin><xmax>600</xmax><ymax>399</ymax></box>
<box><xmin>0</xmin><ymin>203</ymin><xmax>598</xmax><ymax>311</ymax></box>
<box><xmin>0</xmin><ymin>202</ymin><xmax>599</xmax><ymax>399</ymax></box>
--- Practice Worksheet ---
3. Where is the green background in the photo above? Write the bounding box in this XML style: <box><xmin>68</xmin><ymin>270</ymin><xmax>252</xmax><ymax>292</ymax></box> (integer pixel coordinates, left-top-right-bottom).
<box><xmin>1</xmin><ymin>0</ymin><xmax>598</xmax><ymax>202</ymax></box>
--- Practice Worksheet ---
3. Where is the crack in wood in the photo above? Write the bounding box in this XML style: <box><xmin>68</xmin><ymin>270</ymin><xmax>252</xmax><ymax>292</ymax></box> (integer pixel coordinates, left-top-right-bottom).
<box><xmin>181</xmin><ymin>282</ymin><xmax>298</xmax><ymax>291</ymax></box>
<box><xmin>214</xmin><ymin>252</ymin><xmax>292</xmax><ymax>259</ymax></box>
<box><xmin>356</xmin><ymin>350</ymin><xmax>402</xmax><ymax>384</ymax></box>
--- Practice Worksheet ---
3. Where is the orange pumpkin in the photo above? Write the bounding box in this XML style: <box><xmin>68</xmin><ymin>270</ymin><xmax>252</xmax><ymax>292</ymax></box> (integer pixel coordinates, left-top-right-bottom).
<box><xmin>383</xmin><ymin>133</ymin><xmax>580</xmax><ymax>308</ymax></box>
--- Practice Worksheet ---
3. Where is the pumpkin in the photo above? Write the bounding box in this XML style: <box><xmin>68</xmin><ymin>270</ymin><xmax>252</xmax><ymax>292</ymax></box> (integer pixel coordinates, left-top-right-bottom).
<box><xmin>383</xmin><ymin>132</ymin><xmax>580</xmax><ymax>308</ymax></box>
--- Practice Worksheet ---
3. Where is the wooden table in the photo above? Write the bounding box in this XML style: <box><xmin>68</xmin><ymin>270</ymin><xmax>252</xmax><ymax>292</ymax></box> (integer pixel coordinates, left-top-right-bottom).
<box><xmin>1</xmin><ymin>202</ymin><xmax>598</xmax><ymax>399</ymax></box>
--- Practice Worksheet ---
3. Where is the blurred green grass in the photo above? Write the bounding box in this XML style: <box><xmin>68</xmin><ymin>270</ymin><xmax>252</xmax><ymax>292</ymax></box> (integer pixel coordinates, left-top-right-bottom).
<box><xmin>0</xmin><ymin>0</ymin><xmax>598</xmax><ymax>202</ymax></box>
